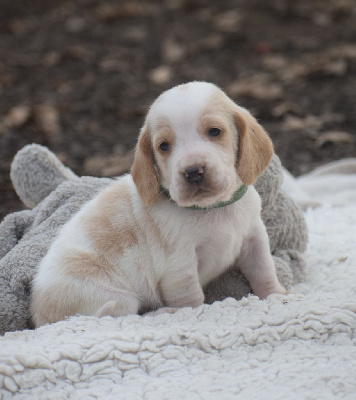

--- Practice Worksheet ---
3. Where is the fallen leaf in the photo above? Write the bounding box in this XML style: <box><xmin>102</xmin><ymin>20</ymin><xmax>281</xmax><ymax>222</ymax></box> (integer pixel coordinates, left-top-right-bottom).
<box><xmin>331</xmin><ymin>0</ymin><xmax>354</xmax><ymax>17</ymax></box>
<box><xmin>262</xmin><ymin>54</ymin><xmax>288</xmax><ymax>70</ymax></box>
<box><xmin>320</xmin><ymin>113</ymin><xmax>345</xmax><ymax>124</ymax></box>
<box><xmin>149</xmin><ymin>65</ymin><xmax>172</xmax><ymax>85</ymax></box>
<box><xmin>190</xmin><ymin>34</ymin><xmax>224</xmax><ymax>53</ymax></box>
<box><xmin>42</xmin><ymin>52</ymin><xmax>61</xmax><ymax>67</ymax></box>
<box><xmin>99</xmin><ymin>58</ymin><xmax>124</xmax><ymax>73</ymax></box>
<box><xmin>66</xmin><ymin>17</ymin><xmax>86</xmax><ymax>33</ymax></box>
<box><xmin>282</xmin><ymin>113</ymin><xmax>347</xmax><ymax>133</ymax></box>
<box><xmin>316</xmin><ymin>57</ymin><xmax>348</xmax><ymax>76</ymax></box>
<box><xmin>214</xmin><ymin>10</ymin><xmax>241</xmax><ymax>33</ymax></box>
<box><xmin>283</xmin><ymin>115</ymin><xmax>323</xmax><ymax>132</ymax></box>
<box><xmin>315</xmin><ymin>131</ymin><xmax>354</xmax><ymax>147</ymax></box>
<box><xmin>166</xmin><ymin>0</ymin><xmax>187</xmax><ymax>11</ymax></box>
<box><xmin>329</xmin><ymin>44</ymin><xmax>356</xmax><ymax>60</ymax></box>
<box><xmin>9</xmin><ymin>19</ymin><xmax>32</xmax><ymax>35</ymax></box>
<box><xmin>162</xmin><ymin>37</ymin><xmax>186</xmax><ymax>63</ymax></box>
<box><xmin>0</xmin><ymin>71</ymin><xmax>13</xmax><ymax>86</ymax></box>
<box><xmin>96</xmin><ymin>2</ymin><xmax>145</xmax><ymax>21</ymax></box>
<box><xmin>4</xmin><ymin>105</ymin><xmax>31</xmax><ymax>128</ymax></box>
<box><xmin>312</xmin><ymin>13</ymin><xmax>331</xmax><ymax>27</ymax></box>
<box><xmin>34</xmin><ymin>104</ymin><xmax>61</xmax><ymax>137</ymax></box>
<box><xmin>119</xmin><ymin>105</ymin><xmax>147</xmax><ymax>118</ymax></box>
<box><xmin>282</xmin><ymin>115</ymin><xmax>306</xmax><ymax>131</ymax></box>
<box><xmin>84</xmin><ymin>151</ymin><xmax>134</xmax><ymax>177</ymax></box>
<box><xmin>227</xmin><ymin>75</ymin><xmax>283</xmax><ymax>101</ymax></box>
<box><xmin>66</xmin><ymin>45</ymin><xmax>91</xmax><ymax>61</ymax></box>
<box><xmin>57</xmin><ymin>82</ymin><xmax>73</xmax><ymax>95</ymax></box>
<box><xmin>271</xmin><ymin>102</ymin><xmax>302</xmax><ymax>118</ymax></box>
<box><xmin>124</xmin><ymin>26</ymin><xmax>146</xmax><ymax>43</ymax></box>
<box><xmin>82</xmin><ymin>72</ymin><xmax>96</xmax><ymax>87</ymax></box>
<box><xmin>262</xmin><ymin>54</ymin><xmax>308</xmax><ymax>81</ymax></box>
<box><xmin>282</xmin><ymin>62</ymin><xmax>309</xmax><ymax>81</ymax></box>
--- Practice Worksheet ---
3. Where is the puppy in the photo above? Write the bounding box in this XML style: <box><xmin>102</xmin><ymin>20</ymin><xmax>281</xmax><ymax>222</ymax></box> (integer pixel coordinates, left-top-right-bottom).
<box><xmin>31</xmin><ymin>82</ymin><xmax>286</xmax><ymax>327</ymax></box>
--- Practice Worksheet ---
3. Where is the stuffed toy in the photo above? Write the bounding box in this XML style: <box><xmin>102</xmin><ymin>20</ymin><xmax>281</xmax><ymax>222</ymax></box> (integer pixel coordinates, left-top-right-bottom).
<box><xmin>0</xmin><ymin>144</ymin><xmax>308</xmax><ymax>335</ymax></box>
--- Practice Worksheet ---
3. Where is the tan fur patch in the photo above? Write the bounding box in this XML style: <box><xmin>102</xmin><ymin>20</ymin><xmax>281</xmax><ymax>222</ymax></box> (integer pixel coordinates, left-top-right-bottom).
<box><xmin>154</xmin><ymin>115</ymin><xmax>174</xmax><ymax>132</ymax></box>
<box><xmin>178</xmin><ymin>83</ymin><xmax>190</xmax><ymax>91</ymax></box>
<box><xmin>31</xmin><ymin>278</ymin><xmax>129</xmax><ymax>326</ymax></box>
<box><xmin>154</xmin><ymin>127</ymin><xmax>176</xmax><ymax>151</ymax></box>
<box><xmin>83</xmin><ymin>183</ymin><xmax>138</xmax><ymax>265</ymax></box>
<box><xmin>152</xmin><ymin>117</ymin><xmax>176</xmax><ymax>170</ymax></box>
<box><xmin>144</xmin><ymin>209</ymin><xmax>170</xmax><ymax>256</ymax></box>
<box><xmin>31</xmin><ymin>284</ymin><xmax>85</xmax><ymax>325</ymax></box>
<box><xmin>198</xmin><ymin>90</ymin><xmax>238</xmax><ymax>157</ymax></box>
<box><xmin>131</xmin><ymin>125</ymin><xmax>160</xmax><ymax>205</ymax></box>
<box><xmin>63</xmin><ymin>250</ymin><xmax>111</xmax><ymax>279</ymax></box>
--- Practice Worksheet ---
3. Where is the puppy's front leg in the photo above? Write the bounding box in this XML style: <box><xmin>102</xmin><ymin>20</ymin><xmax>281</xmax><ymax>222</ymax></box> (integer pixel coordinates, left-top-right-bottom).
<box><xmin>159</xmin><ymin>260</ymin><xmax>204</xmax><ymax>309</ymax></box>
<box><xmin>239</xmin><ymin>219</ymin><xmax>287</xmax><ymax>299</ymax></box>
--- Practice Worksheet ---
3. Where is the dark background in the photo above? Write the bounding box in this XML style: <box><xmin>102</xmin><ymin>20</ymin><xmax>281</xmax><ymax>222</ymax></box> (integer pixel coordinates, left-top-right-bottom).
<box><xmin>1</xmin><ymin>0</ymin><xmax>355</xmax><ymax>220</ymax></box>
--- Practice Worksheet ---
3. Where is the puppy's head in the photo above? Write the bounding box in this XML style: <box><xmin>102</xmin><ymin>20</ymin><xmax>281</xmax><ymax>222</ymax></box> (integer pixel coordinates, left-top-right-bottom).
<box><xmin>131</xmin><ymin>82</ymin><xmax>273</xmax><ymax>207</ymax></box>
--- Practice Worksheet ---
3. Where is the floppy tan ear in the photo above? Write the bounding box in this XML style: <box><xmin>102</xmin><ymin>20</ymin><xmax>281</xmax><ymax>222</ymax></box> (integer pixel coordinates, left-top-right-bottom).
<box><xmin>131</xmin><ymin>125</ymin><xmax>160</xmax><ymax>205</ymax></box>
<box><xmin>234</xmin><ymin>108</ymin><xmax>274</xmax><ymax>185</ymax></box>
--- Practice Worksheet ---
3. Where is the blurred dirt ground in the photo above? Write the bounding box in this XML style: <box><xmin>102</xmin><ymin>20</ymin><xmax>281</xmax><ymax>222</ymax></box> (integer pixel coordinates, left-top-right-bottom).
<box><xmin>0</xmin><ymin>0</ymin><xmax>356</xmax><ymax>220</ymax></box>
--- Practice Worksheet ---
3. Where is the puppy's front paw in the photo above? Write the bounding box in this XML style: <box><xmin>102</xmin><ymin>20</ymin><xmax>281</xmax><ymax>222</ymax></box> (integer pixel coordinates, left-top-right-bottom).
<box><xmin>254</xmin><ymin>283</ymin><xmax>287</xmax><ymax>300</ymax></box>
<box><xmin>145</xmin><ymin>307</ymin><xmax>178</xmax><ymax>317</ymax></box>
<box><xmin>189</xmin><ymin>292</ymin><xmax>204</xmax><ymax>308</ymax></box>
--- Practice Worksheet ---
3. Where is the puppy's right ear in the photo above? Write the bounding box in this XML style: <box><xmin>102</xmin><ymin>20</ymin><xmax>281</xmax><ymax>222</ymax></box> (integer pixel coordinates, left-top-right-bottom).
<box><xmin>131</xmin><ymin>124</ymin><xmax>160</xmax><ymax>205</ymax></box>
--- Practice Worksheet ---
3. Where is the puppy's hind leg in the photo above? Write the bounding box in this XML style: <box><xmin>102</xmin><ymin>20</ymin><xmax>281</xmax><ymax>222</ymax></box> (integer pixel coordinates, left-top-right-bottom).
<box><xmin>31</xmin><ymin>277</ymin><xmax>140</xmax><ymax>326</ymax></box>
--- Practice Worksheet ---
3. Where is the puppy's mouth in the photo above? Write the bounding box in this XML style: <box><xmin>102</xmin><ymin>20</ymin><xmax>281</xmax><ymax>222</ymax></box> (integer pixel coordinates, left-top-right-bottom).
<box><xmin>181</xmin><ymin>186</ymin><xmax>211</xmax><ymax>204</ymax></box>
<box><xmin>171</xmin><ymin>180</ymin><xmax>235</xmax><ymax>208</ymax></box>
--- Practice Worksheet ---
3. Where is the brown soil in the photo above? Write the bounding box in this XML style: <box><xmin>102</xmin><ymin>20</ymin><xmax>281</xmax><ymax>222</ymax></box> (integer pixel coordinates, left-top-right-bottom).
<box><xmin>1</xmin><ymin>0</ymin><xmax>356</xmax><ymax>221</ymax></box>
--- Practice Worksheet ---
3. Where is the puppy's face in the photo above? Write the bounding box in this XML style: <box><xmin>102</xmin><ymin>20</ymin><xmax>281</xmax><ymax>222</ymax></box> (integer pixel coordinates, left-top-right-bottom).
<box><xmin>132</xmin><ymin>82</ymin><xmax>273</xmax><ymax>207</ymax></box>
<box><xmin>149</xmin><ymin>85</ymin><xmax>240</xmax><ymax>208</ymax></box>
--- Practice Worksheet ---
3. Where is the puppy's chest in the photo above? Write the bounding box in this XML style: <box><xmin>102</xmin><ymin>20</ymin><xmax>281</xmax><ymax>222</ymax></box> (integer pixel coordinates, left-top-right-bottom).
<box><xmin>197</xmin><ymin>224</ymin><xmax>242</xmax><ymax>259</ymax></box>
<box><xmin>191</xmin><ymin>210</ymin><xmax>246</xmax><ymax>283</ymax></box>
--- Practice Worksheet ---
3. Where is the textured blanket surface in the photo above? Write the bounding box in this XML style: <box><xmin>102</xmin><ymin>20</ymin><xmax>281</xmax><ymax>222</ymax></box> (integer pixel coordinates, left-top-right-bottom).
<box><xmin>0</xmin><ymin>198</ymin><xmax>355</xmax><ymax>399</ymax></box>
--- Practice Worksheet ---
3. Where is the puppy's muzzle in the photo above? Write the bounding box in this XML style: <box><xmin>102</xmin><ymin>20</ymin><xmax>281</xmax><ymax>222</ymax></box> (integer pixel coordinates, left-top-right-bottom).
<box><xmin>183</xmin><ymin>165</ymin><xmax>205</xmax><ymax>184</ymax></box>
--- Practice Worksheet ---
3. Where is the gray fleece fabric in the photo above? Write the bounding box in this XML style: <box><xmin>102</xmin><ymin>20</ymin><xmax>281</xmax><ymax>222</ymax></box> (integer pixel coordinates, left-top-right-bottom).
<box><xmin>0</xmin><ymin>144</ymin><xmax>308</xmax><ymax>335</ymax></box>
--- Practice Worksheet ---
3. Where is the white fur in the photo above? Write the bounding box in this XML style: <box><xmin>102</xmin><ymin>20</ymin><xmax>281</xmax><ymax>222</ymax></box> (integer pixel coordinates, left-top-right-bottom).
<box><xmin>31</xmin><ymin>82</ymin><xmax>286</xmax><ymax>327</ymax></box>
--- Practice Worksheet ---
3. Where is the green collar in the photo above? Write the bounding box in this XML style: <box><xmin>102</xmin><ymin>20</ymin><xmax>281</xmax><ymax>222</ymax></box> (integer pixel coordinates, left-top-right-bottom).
<box><xmin>160</xmin><ymin>184</ymin><xmax>248</xmax><ymax>210</ymax></box>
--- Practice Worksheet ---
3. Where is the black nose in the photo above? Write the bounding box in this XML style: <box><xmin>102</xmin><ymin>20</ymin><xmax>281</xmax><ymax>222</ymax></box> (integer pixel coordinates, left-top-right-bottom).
<box><xmin>184</xmin><ymin>165</ymin><xmax>204</xmax><ymax>184</ymax></box>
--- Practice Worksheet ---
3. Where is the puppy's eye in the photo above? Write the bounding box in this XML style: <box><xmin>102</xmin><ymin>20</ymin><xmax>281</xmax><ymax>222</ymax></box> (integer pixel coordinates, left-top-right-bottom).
<box><xmin>208</xmin><ymin>128</ymin><xmax>221</xmax><ymax>137</ymax></box>
<box><xmin>159</xmin><ymin>142</ymin><xmax>170</xmax><ymax>151</ymax></box>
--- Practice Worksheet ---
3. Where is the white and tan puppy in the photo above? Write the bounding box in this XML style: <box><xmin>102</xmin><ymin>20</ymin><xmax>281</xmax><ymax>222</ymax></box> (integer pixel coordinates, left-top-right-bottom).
<box><xmin>31</xmin><ymin>82</ymin><xmax>286</xmax><ymax>327</ymax></box>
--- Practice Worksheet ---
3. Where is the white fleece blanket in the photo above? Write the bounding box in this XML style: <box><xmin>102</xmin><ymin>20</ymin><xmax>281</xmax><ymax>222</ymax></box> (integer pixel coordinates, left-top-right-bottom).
<box><xmin>1</xmin><ymin>169</ymin><xmax>356</xmax><ymax>399</ymax></box>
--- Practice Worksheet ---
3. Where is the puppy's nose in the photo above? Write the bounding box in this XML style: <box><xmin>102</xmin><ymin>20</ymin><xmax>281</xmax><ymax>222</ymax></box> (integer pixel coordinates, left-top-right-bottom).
<box><xmin>184</xmin><ymin>165</ymin><xmax>204</xmax><ymax>184</ymax></box>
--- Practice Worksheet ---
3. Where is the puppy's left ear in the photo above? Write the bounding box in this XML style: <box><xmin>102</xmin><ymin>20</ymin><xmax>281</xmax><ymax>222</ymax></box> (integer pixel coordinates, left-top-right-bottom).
<box><xmin>234</xmin><ymin>108</ymin><xmax>274</xmax><ymax>185</ymax></box>
<box><xmin>131</xmin><ymin>124</ymin><xmax>160</xmax><ymax>205</ymax></box>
